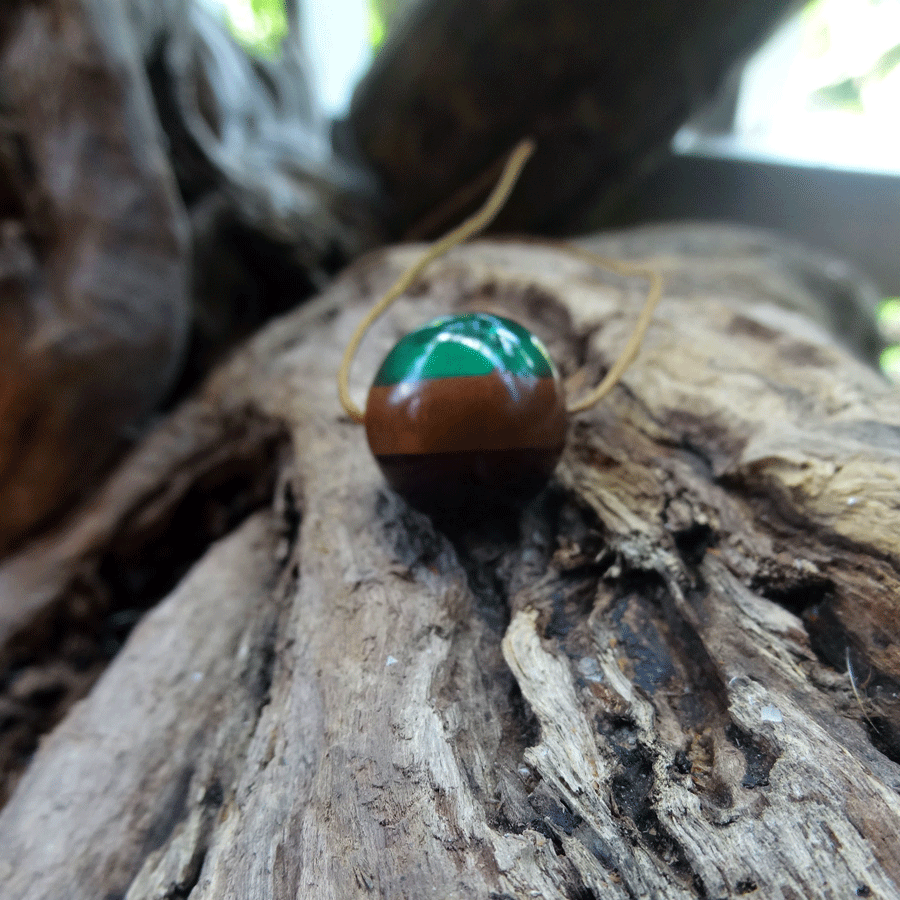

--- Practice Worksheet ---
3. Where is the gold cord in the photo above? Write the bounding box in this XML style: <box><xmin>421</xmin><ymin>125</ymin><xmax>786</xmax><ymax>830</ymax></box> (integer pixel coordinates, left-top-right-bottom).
<box><xmin>337</xmin><ymin>138</ymin><xmax>536</xmax><ymax>422</ymax></box>
<box><xmin>559</xmin><ymin>246</ymin><xmax>663</xmax><ymax>414</ymax></box>
<box><xmin>337</xmin><ymin>137</ymin><xmax>664</xmax><ymax>422</ymax></box>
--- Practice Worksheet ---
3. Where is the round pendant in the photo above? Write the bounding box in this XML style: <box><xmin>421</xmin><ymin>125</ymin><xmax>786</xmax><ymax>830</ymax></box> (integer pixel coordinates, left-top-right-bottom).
<box><xmin>364</xmin><ymin>313</ymin><xmax>567</xmax><ymax>511</ymax></box>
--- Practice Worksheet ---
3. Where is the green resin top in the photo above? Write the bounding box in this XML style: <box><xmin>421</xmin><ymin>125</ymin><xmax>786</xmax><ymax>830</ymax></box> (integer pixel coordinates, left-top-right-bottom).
<box><xmin>373</xmin><ymin>313</ymin><xmax>556</xmax><ymax>386</ymax></box>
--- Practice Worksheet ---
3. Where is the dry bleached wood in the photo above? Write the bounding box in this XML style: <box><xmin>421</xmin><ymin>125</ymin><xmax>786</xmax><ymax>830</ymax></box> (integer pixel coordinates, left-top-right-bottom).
<box><xmin>1</xmin><ymin>234</ymin><xmax>900</xmax><ymax>898</ymax></box>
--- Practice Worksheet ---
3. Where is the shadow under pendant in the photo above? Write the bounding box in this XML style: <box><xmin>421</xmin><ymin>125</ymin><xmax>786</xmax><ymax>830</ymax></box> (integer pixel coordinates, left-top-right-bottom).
<box><xmin>364</xmin><ymin>312</ymin><xmax>567</xmax><ymax>511</ymax></box>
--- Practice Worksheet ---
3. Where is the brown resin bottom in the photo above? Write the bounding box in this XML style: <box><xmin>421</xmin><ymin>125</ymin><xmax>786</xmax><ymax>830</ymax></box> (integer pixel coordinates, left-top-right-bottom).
<box><xmin>374</xmin><ymin>445</ymin><xmax>565</xmax><ymax>513</ymax></box>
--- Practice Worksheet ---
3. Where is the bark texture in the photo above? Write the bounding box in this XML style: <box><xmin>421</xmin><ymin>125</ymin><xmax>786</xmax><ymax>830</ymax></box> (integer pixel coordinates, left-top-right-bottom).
<box><xmin>1</xmin><ymin>233</ymin><xmax>899</xmax><ymax>898</ymax></box>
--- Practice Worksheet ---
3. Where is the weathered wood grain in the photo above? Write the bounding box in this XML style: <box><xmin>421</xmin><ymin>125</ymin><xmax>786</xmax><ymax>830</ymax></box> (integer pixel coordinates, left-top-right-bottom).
<box><xmin>1</xmin><ymin>235</ymin><xmax>898</xmax><ymax>898</ymax></box>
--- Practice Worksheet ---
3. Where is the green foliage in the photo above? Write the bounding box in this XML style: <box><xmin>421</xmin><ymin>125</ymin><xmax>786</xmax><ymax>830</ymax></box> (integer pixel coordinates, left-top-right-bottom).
<box><xmin>373</xmin><ymin>0</ymin><xmax>402</xmax><ymax>29</ymax></box>
<box><xmin>880</xmin><ymin>345</ymin><xmax>900</xmax><ymax>383</ymax></box>
<box><xmin>872</xmin><ymin>42</ymin><xmax>900</xmax><ymax>81</ymax></box>
<box><xmin>811</xmin><ymin>41</ymin><xmax>900</xmax><ymax>112</ymax></box>
<box><xmin>216</xmin><ymin>0</ymin><xmax>288</xmax><ymax>58</ymax></box>
<box><xmin>878</xmin><ymin>298</ymin><xmax>900</xmax><ymax>335</ymax></box>
<box><xmin>878</xmin><ymin>299</ymin><xmax>900</xmax><ymax>382</ymax></box>
<box><xmin>812</xmin><ymin>77</ymin><xmax>864</xmax><ymax>111</ymax></box>
<box><xmin>801</xmin><ymin>0</ymin><xmax>900</xmax><ymax>116</ymax></box>
<box><xmin>368</xmin><ymin>0</ymin><xmax>387</xmax><ymax>47</ymax></box>
<box><xmin>369</xmin><ymin>0</ymin><xmax>414</xmax><ymax>47</ymax></box>
<box><xmin>879</xmin><ymin>298</ymin><xmax>900</xmax><ymax>322</ymax></box>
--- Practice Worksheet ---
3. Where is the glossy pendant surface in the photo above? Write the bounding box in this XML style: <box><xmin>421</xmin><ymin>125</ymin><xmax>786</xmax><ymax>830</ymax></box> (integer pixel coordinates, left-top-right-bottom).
<box><xmin>365</xmin><ymin>313</ymin><xmax>567</xmax><ymax>510</ymax></box>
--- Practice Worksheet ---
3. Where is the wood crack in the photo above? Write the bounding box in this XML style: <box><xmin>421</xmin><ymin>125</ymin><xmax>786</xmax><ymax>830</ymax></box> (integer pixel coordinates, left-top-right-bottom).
<box><xmin>0</xmin><ymin>413</ymin><xmax>291</xmax><ymax>810</ymax></box>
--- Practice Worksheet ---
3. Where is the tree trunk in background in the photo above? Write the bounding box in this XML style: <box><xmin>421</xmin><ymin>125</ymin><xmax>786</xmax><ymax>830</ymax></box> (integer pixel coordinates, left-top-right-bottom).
<box><xmin>347</xmin><ymin>0</ymin><xmax>801</xmax><ymax>236</ymax></box>
<box><xmin>0</xmin><ymin>0</ymin><xmax>190</xmax><ymax>555</ymax></box>
<box><xmin>0</xmin><ymin>0</ymin><xmax>379</xmax><ymax>556</ymax></box>
<box><xmin>1</xmin><ymin>235</ymin><xmax>898</xmax><ymax>899</ymax></box>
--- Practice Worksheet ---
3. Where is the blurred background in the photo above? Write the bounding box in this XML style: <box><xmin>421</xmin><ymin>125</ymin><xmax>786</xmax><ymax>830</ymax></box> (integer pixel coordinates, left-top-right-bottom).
<box><xmin>199</xmin><ymin>0</ymin><xmax>900</xmax><ymax>378</ymax></box>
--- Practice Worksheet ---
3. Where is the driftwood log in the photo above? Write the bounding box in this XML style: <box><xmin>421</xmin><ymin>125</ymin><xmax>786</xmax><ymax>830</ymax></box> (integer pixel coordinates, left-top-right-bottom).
<box><xmin>2</xmin><ymin>232</ymin><xmax>899</xmax><ymax>898</ymax></box>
